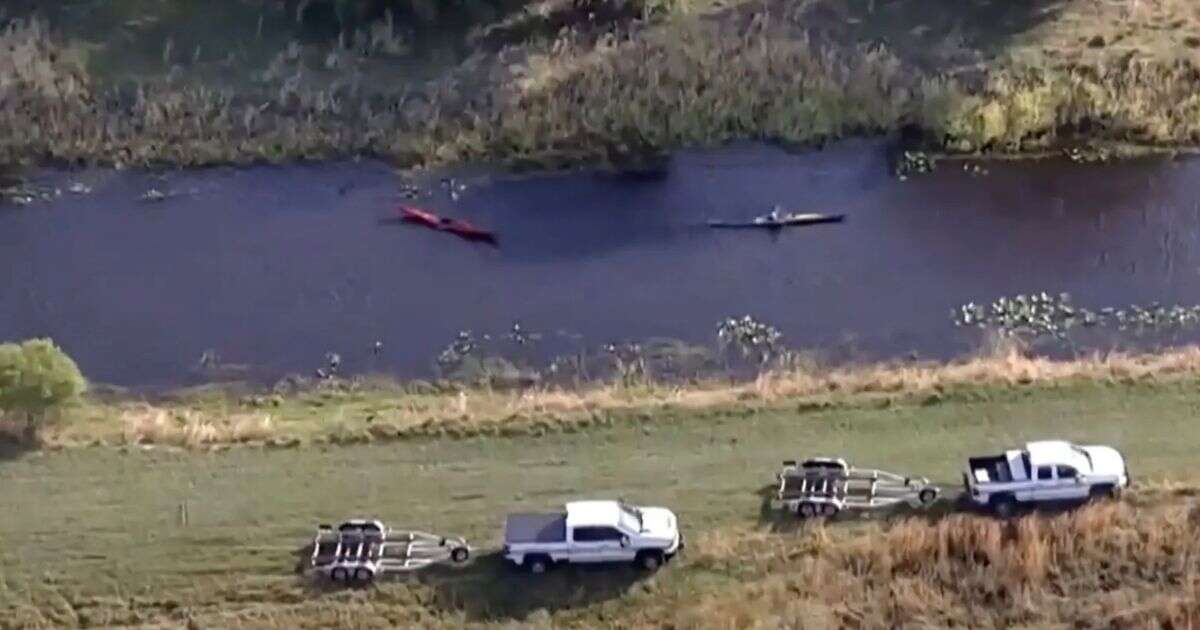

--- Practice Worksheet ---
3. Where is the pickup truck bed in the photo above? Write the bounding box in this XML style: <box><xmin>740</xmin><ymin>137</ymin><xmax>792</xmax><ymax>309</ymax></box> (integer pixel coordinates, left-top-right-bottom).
<box><xmin>504</xmin><ymin>513</ymin><xmax>567</xmax><ymax>544</ymax></box>
<box><xmin>968</xmin><ymin>455</ymin><xmax>1014</xmax><ymax>483</ymax></box>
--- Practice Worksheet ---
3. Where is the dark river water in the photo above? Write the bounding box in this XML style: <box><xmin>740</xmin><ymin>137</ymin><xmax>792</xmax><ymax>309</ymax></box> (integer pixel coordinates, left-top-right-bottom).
<box><xmin>3</xmin><ymin>141</ymin><xmax>1200</xmax><ymax>388</ymax></box>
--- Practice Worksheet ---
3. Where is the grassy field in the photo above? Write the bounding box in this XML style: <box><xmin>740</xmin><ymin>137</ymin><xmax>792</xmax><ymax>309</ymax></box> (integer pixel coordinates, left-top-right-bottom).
<box><xmin>7</xmin><ymin>0</ymin><xmax>1200</xmax><ymax>171</ymax></box>
<box><xmin>2</xmin><ymin>376</ymin><xmax>1199</xmax><ymax>627</ymax></box>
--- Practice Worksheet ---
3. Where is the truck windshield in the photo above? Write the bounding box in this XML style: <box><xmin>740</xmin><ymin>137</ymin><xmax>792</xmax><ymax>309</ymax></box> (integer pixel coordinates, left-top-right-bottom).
<box><xmin>618</xmin><ymin>503</ymin><xmax>643</xmax><ymax>532</ymax></box>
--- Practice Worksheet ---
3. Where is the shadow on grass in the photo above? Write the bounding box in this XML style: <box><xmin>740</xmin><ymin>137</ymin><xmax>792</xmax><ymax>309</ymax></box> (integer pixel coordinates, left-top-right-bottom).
<box><xmin>0</xmin><ymin>438</ymin><xmax>35</xmax><ymax>462</ymax></box>
<box><xmin>289</xmin><ymin>546</ymin><xmax>647</xmax><ymax>622</ymax></box>
<box><xmin>419</xmin><ymin>551</ymin><xmax>647</xmax><ymax>622</ymax></box>
<box><xmin>793</xmin><ymin>0</ymin><xmax>1068</xmax><ymax>73</ymax></box>
<box><xmin>0</xmin><ymin>421</ymin><xmax>41</xmax><ymax>461</ymax></box>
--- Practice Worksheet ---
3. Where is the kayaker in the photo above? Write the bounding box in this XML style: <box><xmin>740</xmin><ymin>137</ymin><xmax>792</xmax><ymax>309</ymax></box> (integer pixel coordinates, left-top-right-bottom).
<box><xmin>756</xmin><ymin>205</ymin><xmax>783</xmax><ymax>224</ymax></box>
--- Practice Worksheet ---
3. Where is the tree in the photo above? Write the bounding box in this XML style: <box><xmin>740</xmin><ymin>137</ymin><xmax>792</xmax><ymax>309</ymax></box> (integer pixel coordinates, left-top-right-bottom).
<box><xmin>0</xmin><ymin>338</ymin><xmax>87</xmax><ymax>443</ymax></box>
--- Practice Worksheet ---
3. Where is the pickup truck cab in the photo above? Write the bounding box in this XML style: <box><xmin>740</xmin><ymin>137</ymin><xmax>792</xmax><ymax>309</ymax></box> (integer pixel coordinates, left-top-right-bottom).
<box><xmin>502</xmin><ymin>500</ymin><xmax>682</xmax><ymax>573</ymax></box>
<box><xmin>964</xmin><ymin>440</ymin><xmax>1129</xmax><ymax>517</ymax></box>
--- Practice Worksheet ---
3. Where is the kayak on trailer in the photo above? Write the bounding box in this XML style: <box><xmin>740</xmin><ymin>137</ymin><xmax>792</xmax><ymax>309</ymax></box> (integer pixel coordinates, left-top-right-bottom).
<box><xmin>707</xmin><ymin>212</ymin><xmax>845</xmax><ymax>229</ymax></box>
<box><xmin>397</xmin><ymin>206</ymin><xmax>497</xmax><ymax>243</ymax></box>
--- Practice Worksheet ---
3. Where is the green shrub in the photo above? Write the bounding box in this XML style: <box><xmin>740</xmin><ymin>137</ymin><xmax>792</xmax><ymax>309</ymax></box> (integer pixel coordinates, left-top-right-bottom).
<box><xmin>0</xmin><ymin>338</ymin><xmax>87</xmax><ymax>443</ymax></box>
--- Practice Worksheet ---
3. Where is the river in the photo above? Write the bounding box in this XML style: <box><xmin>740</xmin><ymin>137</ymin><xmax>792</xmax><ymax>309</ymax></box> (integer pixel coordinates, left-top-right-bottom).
<box><xmin>3</xmin><ymin>140</ymin><xmax>1199</xmax><ymax>388</ymax></box>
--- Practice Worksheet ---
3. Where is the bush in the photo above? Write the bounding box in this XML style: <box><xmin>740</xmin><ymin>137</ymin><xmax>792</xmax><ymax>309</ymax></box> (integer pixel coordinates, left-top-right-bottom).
<box><xmin>0</xmin><ymin>338</ymin><xmax>87</xmax><ymax>443</ymax></box>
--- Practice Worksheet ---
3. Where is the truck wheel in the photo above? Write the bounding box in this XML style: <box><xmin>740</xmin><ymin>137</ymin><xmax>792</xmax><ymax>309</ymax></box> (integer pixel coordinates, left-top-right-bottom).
<box><xmin>918</xmin><ymin>488</ymin><xmax>938</xmax><ymax>506</ymax></box>
<box><xmin>526</xmin><ymin>556</ymin><xmax>550</xmax><ymax>574</ymax></box>
<box><xmin>330</xmin><ymin>567</ymin><xmax>347</xmax><ymax>582</ymax></box>
<box><xmin>820</xmin><ymin>503</ymin><xmax>839</xmax><ymax>517</ymax></box>
<box><xmin>991</xmin><ymin>495</ymin><xmax>1018</xmax><ymax>519</ymax></box>
<box><xmin>797</xmin><ymin>503</ymin><xmax>818</xmax><ymax>519</ymax></box>
<box><xmin>1090</xmin><ymin>484</ymin><xmax>1120</xmax><ymax>502</ymax></box>
<box><xmin>636</xmin><ymin>551</ymin><xmax>664</xmax><ymax>571</ymax></box>
<box><xmin>354</xmin><ymin>568</ymin><xmax>374</xmax><ymax>583</ymax></box>
<box><xmin>450</xmin><ymin>547</ymin><xmax>470</xmax><ymax>563</ymax></box>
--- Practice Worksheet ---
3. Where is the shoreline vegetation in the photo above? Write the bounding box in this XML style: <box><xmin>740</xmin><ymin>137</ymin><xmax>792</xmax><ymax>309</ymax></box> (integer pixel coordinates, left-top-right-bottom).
<box><xmin>6</xmin><ymin>1</ymin><xmax>1200</xmax><ymax>172</ymax></box>
<box><xmin>11</xmin><ymin>343</ymin><xmax>1200</xmax><ymax>451</ymax></box>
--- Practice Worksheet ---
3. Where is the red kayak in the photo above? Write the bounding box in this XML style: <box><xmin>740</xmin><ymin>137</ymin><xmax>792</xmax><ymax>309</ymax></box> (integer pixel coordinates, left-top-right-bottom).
<box><xmin>398</xmin><ymin>206</ymin><xmax>496</xmax><ymax>243</ymax></box>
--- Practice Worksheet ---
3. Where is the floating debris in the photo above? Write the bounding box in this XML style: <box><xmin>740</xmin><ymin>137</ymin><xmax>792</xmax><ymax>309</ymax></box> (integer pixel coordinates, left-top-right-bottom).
<box><xmin>962</xmin><ymin>162</ymin><xmax>989</xmax><ymax>176</ymax></box>
<box><xmin>140</xmin><ymin>188</ymin><xmax>169</xmax><ymax>202</ymax></box>
<box><xmin>505</xmin><ymin>322</ymin><xmax>542</xmax><ymax>346</ymax></box>
<box><xmin>399</xmin><ymin>183</ymin><xmax>421</xmax><ymax>200</ymax></box>
<box><xmin>717</xmin><ymin>315</ymin><xmax>782</xmax><ymax>364</ymax></box>
<box><xmin>954</xmin><ymin>292</ymin><xmax>1200</xmax><ymax>339</ymax></box>
<box><xmin>1064</xmin><ymin>146</ymin><xmax>1112</xmax><ymax>164</ymax></box>
<box><xmin>2</xmin><ymin>183</ymin><xmax>59</xmax><ymax>205</ymax></box>
<box><xmin>603</xmin><ymin>341</ymin><xmax>646</xmax><ymax>383</ymax></box>
<box><xmin>603</xmin><ymin>341</ymin><xmax>643</xmax><ymax>357</ymax></box>
<box><xmin>196</xmin><ymin>349</ymin><xmax>220</xmax><ymax>369</ymax></box>
<box><xmin>314</xmin><ymin>351</ymin><xmax>342</xmax><ymax>379</ymax></box>
<box><xmin>436</xmin><ymin>330</ymin><xmax>479</xmax><ymax>367</ymax></box>
<box><xmin>436</xmin><ymin>177</ymin><xmax>469</xmax><ymax>202</ymax></box>
<box><xmin>9</xmin><ymin>194</ymin><xmax>34</xmax><ymax>205</ymax></box>
<box><xmin>895</xmin><ymin>151</ymin><xmax>935</xmax><ymax>181</ymax></box>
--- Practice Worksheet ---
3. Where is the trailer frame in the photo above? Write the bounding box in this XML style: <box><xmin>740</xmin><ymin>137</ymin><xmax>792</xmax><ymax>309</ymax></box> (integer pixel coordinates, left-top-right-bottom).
<box><xmin>309</xmin><ymin>519</ymin><xmax>471</xmax><ymax>583</ymax></box>
<box><xmin>772</xmin><ymin>457</ymin><xmax>940</xmax><ymax>518</ymax></box>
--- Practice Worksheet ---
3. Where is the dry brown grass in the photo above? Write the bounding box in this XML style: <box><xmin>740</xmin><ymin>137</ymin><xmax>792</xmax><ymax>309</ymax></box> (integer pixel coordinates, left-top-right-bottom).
<box><xmin>398</xmin><ymin>343</ymin><xmax>1200</xmax><ymax>437</ymax></box>
<box><xmin>432</xmin><ymin>3</ymin><xmax>1200</xmax><ymax>167</ymax></box>
<box><xmin>666</xmin><ymin>501</ymin><xmax>1200</xmax><ymax>629</ymax></box>
<box><xmin>0</xmin><ymin>19</ymin><xmax>90</xmax><ymax>101</ymax></box>
<box><xmin>117</xmin><ymin>404</ymin><xmax>274</xmax><ymax>448</ymax></box>
<box><xmin>424</xmin><ymin>17</ymin><xmax>914</xmax><ymax>167</ymax></box>
<box><xmin>41</xmin><ymin>343</ymin><xmax>1200</xmax><ymax>449</ymax></box>
<box><xmin>0</xmin><ymin>18</ymin><xmax>426</xmax><ymax>168</ymax></box>
<box><xmin>10</xmin><ymin>1</ymin><xmax>1200</xmax><ymax>169</ymax></box>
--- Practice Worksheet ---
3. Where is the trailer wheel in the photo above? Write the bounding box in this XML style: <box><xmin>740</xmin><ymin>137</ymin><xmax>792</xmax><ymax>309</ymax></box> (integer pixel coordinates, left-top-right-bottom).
<box><xmin>526</xmin><ymin>555</ymin><xmax>550</xmax><ymax>574</ymax></box>
<box><xmin>330</xmin><ymin>567</ymin><xmax>347</xmax><ymax>582</ymax></box>
<box><xmin>450</xmin><ymin>547</ymin><xmax>470</xmax><ymax>563</ymax></box>
<box><xmin>918</xmin><ymin>488</ymin><xmax>938</xmax><ymax>506</ymax></box>
<box><xmin>636</xmin><ymin>551</ymin><xmax>664</xmax><ymax>571</ymax></box>
<box><xmin>797</xmin><ymin>502</ymin><xmax>818</xmax><ymax>519</ymax></box>
<box><xmin>820</xmin><ymin>503</ymin><xmax>839</xmax><ymax>517</ymax></box>
<box><xmin>354</xmin><ymin>568</ymin><xmax>374</xmax><ymax>583</ymax></box>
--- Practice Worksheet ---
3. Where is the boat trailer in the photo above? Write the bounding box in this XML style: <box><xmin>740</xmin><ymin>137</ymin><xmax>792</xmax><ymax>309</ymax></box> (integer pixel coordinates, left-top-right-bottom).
<box><xmin>309</xmin><ymin>519</ymin><xmax>471</xmax><ymax>583</ymax></box>
<box><xmin>772</xmin><ymin>457</ymin><xmax>940</xmax><ymax>518</ymax></box>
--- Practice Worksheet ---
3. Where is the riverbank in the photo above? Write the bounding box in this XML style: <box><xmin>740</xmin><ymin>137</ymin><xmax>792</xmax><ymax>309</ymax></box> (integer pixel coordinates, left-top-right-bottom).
<box><xmin>15</xmin><ymin>344</ymin><xmax>1200</xmax><ymax>450</ymax></box>
<box><xmin>2</xmin><ymin>367</ymin><xmax>1198</xmax><ymax>628</ymax></box>
<box><xmin>6</xmin><ymin>1</ymin><xmax>1200</xmax><ymax>172</ymax></box>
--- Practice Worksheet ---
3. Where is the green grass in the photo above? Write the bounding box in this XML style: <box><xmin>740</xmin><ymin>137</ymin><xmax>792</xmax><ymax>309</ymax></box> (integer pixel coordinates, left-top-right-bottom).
<box><xmin>1</xmin><ymin>378</ymin><xmax>1197</xmax><ymax>627</ymax></box>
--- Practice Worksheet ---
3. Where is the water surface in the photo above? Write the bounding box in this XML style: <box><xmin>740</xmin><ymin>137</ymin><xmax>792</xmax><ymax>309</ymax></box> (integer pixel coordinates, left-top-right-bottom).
<box><xmin>3</xmin><ymin>141</ymin><xmax>1199</xmax><ymax>387</ymax></box>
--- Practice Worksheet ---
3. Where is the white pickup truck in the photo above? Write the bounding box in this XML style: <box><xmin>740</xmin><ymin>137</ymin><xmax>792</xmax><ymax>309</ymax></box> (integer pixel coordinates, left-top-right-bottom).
<box><xmin>964</xmin><ymin>440</ymin><xmax>1130</xmax><ymax>517</ymax></box>
<box><xmin>502</xmin><ymin>500</ymin><xmax>682</xmax><ymax>573</ymax></box>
